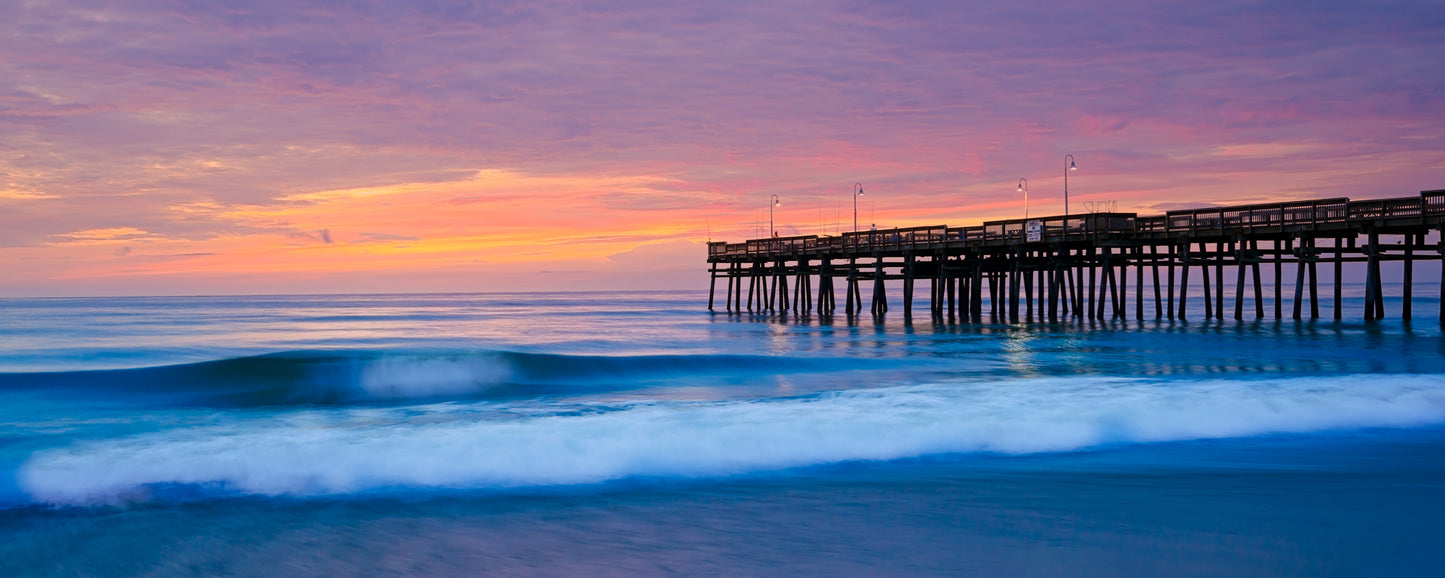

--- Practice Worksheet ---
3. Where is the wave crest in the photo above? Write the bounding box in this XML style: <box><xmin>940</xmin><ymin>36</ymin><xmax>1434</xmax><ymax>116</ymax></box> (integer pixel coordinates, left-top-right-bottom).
<box><xmin>0</xmin><ymin>349</ymin><xmax>854</xmax><ymax>406</ymax></box>
<box><xmin>19</xmin><ymin>374</ymin><xmax>1445</xmax><ymax>505</ymax></box>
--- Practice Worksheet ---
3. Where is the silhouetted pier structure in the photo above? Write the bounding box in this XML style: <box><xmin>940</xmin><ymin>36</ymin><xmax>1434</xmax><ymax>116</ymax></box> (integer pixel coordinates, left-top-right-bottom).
<box><xmin>707</xmin><ymin>189</ymin><xmax>1445</xmax><ymax>322</ymax></box>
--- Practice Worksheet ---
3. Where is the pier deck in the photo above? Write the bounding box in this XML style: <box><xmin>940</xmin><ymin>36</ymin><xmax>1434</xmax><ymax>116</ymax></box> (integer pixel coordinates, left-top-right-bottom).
<box><xmin>706</xmin><ymin>189</ymin><xmax>1445</xmax><ymax>322</ymax></box>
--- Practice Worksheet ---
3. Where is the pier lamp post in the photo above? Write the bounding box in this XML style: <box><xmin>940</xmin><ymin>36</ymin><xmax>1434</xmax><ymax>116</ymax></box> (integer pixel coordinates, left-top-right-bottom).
<box><xmin>1016</xmin><ymin>178</ymin><xmax>1029</xmax><ymax>220</ymax></box>
<box><xmin>853</xmin><ymin>183</ymin><xmax>864</xmax><ymax>233</ymax></box>
<box><xmin>1064</xmin><ymin>154</ymin><xmax>1078</xmax><ymax>216</ymax></box>
<box><xmin>769</xmin><ymin>194</ymin><xmax>780</xmax><ymax>237</ymax></box>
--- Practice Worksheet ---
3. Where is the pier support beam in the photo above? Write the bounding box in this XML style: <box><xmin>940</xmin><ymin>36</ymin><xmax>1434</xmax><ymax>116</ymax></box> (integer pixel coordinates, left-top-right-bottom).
<box><xmin>1151</xmin><ymin>245</ymin><xmax>1162</xmax><ymax>319</ymax></box>
<box><xmin>871</xmin><ymin>261</ymin><xmax>888</xmax><ymax>316</ymax></box>
<box><xmin>1073</xmin><ymin>250</ymin><xmax>1084</xmax><ymax>318</ymax></box>
<box><xmin>1178</xmin><ymin>242</ymin><xmax>1191</xmax><ymax>319</ymax></box>
<box><xmin>1048</xmin><ymin>254</ymin><xmax>1060</xmax><ymax>322</ymax></box>
<box><xmin>1300</xmin><ymin>239</ymin><xmax>1312</xmax><ymax>320</ymax></box>
<box><xmin>1213</xmin><ymin>239</ymin><xmax>1225</xmax><ymax>317</ymax></box>
<box><xmin>1201</xmin><ymin>242</ymin><xmax>1213</xmax><ymax>320</ymax></box>
<box><xmin>1439</xmin><ymin>228</ymin><xmax>1445</xmax><ymax>325</ymax></box>
<box><xmin>791</xmin><ymin>259</ymin><xmax>804</xmax><ymax>314</ymax></box>
<box><xmin>1118</xmin><ymin>250</ymin><xmax>1129</xmax><ymax>319</ymax></box>
<box><xmin>1309</xmin><ymin>239</ymin><xmax>1321</xmax><ymax>319</ymax></box>
<box><xmin>1234</xmin><ymin>242</ymin><xmax>1246</xmax><ymax>320</ymax></box>
<box><xmin>845</xmin><ymin>260</ymin><xmax>857</xmax><ymax>317</ymax></box>
<box><xmin>780</xmin><ymin>261</ymin><xmax>790</xmax><ymax>314</ymax></box>
<box><xmin>1364</xmin><ymin>232</ymin><xmax>1383</xmax><ymax>320</ymax></box>
<box><xmin>949</xmin><ymin>260</ymin><xmax>959</xmax><ymax>318</ymax></box>
<box><xmin>746</xmin><ymin>262</ymin><xmax>758</xmax><ymax>313</ymax></box>
<box><xmin>1024</xmin><ymin>254</ymin><xmax>1035</xmax><ymax>320</ymax></box>
<box><xmin>989</xmin><ymin>268</ymin><xmax>1001</xmax><ymax>320</ymax></box>
<box><xmin>1274</xmin><ymin>240</ymin><xmax>1283</xmax><ymax>319</ymax></box>
<box><xmin>904</xmin><ymin>255</ymin><xmax>916</xmax><ymax>318</ymax></box>
<box><xmin>960</xmin><ymin>261</ymin><xmax>970</xmax><ymax>319</ymax></box>
<box><xmin>936</xmin><ymin>258</ymin><xmax>947</xmax><ymax>317</ymax></box>
<box><xmin>733</xmin><ymin>263</ymin><xmax>743</xmax><ymax>313</ymax></box>
<box><xmin>1215</xmin><ymin>241</ymin><xmax>1225</xmax><ymax>319</ymax></box>
<box><xmin>1167</xmin><ymin>243</ymin><xmax>1177</xmax><ymax>320</ymax></box>
<box><xmin>708</xmin><ymin>264</ymin><xmax>717</xmax><ymax>311</ymax></box>
<box><xmin>1252</xmin><ymin>240</ymin><xmax>1265</xmax><ymax>319</ymax></box>
<box><xmin>723</xmin><ymin>264</ymin><xmax>734</xmax><ymax>313</ymax></box>
<box><xmin>1335</xmin><ymin>238</ymin><xmax>1345</xmax><ymax>320</ymax></box>
<box><xmin>1136</xmin><ymin>246</ymin><xmax>1144</xmax><ymax>320</ymax></box>
<box><xmin>1404</xmin><ymin>234</ymin><xmax>1415</xmax><ymax>321</ymax></box>
<box><xmin>1088</xmin><ymin>248</ymin><xmax>1097</xmax><ymax>320</ymax></box>
<box><xmin>1036</xmin><ymin>266</ymin><xmax>1045</xmax><ymax>319</ymax></box>
<box><xmin>764</xmin><ymin>263</ymin><xmax>774</xmax><ymax>313</ymax></box>
<box><xmin>1010</xmin><ymin>255</ymin><xmax>1022</xmax><ymax>323</ymax></box>
<box><xmin>816</xmin><ymin>261</ymin><xmax>828</xmax><ymax>316</ymax></box>
<box><xmin>1369</xmin><ymin>232</ymin><xmax>1385</xmax><ymax>320</ymax></box>
<box><xmin>972</xmin><ymin>261</ymin><xmax>984</xmax><ymax>322</ymax></box>
<box><xmin>1099</xmin><ymin>250</ymin><xmax>1114</xmax><ymax>319</ymax></box>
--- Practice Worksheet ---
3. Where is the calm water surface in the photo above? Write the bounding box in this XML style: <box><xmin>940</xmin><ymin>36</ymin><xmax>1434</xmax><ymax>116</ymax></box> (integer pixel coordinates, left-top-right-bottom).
<box><xmin>1</xmin><ymin>289</ymin><xmax>1443</xmax><ymax>576</ymax></box>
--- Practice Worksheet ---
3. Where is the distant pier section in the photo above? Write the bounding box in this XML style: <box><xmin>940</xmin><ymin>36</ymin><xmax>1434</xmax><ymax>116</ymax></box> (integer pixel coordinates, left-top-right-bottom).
<box><xmin>706</xmin><ymin>189</ymin><xmax>1445</xmax><ymax>322</ymax></box>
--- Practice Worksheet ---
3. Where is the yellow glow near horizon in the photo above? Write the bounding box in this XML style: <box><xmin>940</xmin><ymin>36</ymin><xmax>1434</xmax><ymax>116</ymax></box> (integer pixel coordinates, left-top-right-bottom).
<box><xmin>15</xmin><ymin>169</ymin><xmax>716</xmax><ymax>287</ymax></box>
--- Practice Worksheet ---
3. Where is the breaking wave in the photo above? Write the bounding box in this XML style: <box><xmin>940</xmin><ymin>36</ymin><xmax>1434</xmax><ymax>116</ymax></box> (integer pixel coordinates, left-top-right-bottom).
<box><xmin>19</xmin><ymin>373</ymin><xmax>1445</xmax><ymax>506</ymax></box>
<box><xmin>0</xmin><ymin>349</ymin><xmax>870</xmax><ymax>407</ymax></box>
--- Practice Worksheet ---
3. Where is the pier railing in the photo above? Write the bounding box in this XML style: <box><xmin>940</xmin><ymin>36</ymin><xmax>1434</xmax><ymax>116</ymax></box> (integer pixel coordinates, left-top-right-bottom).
<box><xmin>710</xmin><ymin>191</ymin><xmax>1442</xmax><ymax>260</ymax></box>
<box><xmin>1423</xmin><ymin>189</ymin><xmax>1445</xmax><ymax>214</ymax></box>
<box><xmin>1148</xmin><ymin>198</ymin><xmax>1350</xmax><ymax>234</ymax></box>
<box><xmin>1349</xmin><ymin>197</ymin><xmax>1421</xmax><ymax>220</ymax></box>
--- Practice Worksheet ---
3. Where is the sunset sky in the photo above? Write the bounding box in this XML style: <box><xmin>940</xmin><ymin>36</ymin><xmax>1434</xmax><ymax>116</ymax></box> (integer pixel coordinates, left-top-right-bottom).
<box><xmin>2</xmin><ymin>0</ymin><xmax>1442</xmax><ymax>296</ymax></box>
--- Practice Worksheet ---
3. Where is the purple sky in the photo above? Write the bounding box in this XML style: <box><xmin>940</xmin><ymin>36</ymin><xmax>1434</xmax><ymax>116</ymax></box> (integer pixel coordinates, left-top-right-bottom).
<box><xmin>2</xmin><ymin>0</ymin><xmax>1442</xmax><ymax>295</ymax></box>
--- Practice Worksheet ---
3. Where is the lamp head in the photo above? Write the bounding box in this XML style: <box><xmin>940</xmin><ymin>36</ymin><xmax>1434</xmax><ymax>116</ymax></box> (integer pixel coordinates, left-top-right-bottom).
<box><xmin>1069</xmin><ymin>160</ymin><xmax>1077</xmax><ymax>171</ymax></box>
<box><xmin>774</xmin><ymin>199</ymin><xmax>781</xmax><ymax>207</ymax></box>
<box><xmin>1017</xmin><ymin>184</ymin><xmax>1024</xmax><ymax>192</ymax></box>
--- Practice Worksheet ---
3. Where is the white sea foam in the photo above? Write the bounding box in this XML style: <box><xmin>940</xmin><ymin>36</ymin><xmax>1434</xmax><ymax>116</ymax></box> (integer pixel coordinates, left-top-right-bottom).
<box><xmin>355</xmin><ymin>355</ymin><xmax>513</xmax><ymax>398</ymax></box>
<box><xmin>20</xmin><ymin>374</ymin><xmax>1445</xmax><ymax>505</ymax></box>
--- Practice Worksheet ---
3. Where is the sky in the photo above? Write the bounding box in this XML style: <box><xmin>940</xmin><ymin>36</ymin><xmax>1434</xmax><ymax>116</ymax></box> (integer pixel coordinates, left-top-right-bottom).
<box><xmin>2</xmin><ymin>0</ymin><xmax>1442</xmax><ymax>297</ymax></box>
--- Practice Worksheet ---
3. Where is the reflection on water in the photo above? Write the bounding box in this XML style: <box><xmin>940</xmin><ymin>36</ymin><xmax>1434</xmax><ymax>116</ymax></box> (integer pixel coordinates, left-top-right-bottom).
<box><xmin>709</xmin><ymin>283</ymin><xmax>1445</xmax><ymax>379</ymax></box>
<box><xmin>6</xmin><ymin>288</ymin><xmax>1440</xmax><ymax>384</ymax></box>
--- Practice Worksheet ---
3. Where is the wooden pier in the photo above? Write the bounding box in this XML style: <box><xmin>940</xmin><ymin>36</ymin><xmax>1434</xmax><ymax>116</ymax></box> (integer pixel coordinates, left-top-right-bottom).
<box><xmin>706</xmin><ymin>189</ymin><xmax>1445</xmax><ymax>322</ymax></box>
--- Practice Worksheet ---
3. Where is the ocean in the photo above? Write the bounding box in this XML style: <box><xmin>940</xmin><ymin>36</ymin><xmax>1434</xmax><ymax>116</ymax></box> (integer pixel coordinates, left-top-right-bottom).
<box><xmin>1</xmin><ymin>289</ymin><xmax>1443</xmax><ymax>576</ymax></box>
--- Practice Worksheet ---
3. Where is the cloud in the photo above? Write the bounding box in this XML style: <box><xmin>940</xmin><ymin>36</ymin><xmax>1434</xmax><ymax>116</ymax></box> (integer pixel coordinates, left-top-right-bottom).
<box><xmin>1</xmin><ymin>0</ymin><xmax>1442</xmax><ymax>295</ymax></box>
<box><xmin>0</xmin><ymin>189</ymin><xmax>59</xmax><ymax>200</ymax></box>
<box><xmin>48</xmin><ymin>227</ymin><xmax>164</xmax><ymax>244</ymax></box>
<box><xmin>1212</xmin><ymin>141</ymin><xmax>1318</xmax><ymax>157</ymax></box>
<box><xmin>606</xmin><ymin>240</ymin><xmax>704</xmax><ymax>270</ymax></box>
<box><xmin>285</xmin><ymin>229</ymin><xmax>334</xmax><ymax>244</ymax></box>
<box><xmin>358</xmin><ymin>232</ymin><xmax>420</xmax><ymax>242</ymax></box>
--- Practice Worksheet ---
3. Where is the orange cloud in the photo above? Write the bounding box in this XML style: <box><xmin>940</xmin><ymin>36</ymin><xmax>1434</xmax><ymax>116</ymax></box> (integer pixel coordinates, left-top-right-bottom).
<box><xmin>3</xmin><ymin>169</ymin><xmax>722</xmax><ymax>291</ymax></box>
<box><xmin>48</xmin><ymin>227</ymin><xmax>166</xmax><ymax>244</ymax></box>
